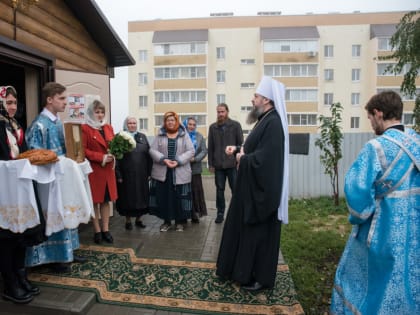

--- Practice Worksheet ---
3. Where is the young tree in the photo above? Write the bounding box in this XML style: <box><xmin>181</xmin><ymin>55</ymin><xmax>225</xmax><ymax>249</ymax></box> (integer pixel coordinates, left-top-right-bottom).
<box><xmin>315</xmin><ymin>102</ymin><xmax>343</xmax><ymax>206</ymax></box>
<box><xmin>379</xmin><ymin>10</ymin><xmax>420</xmax><ymax>132</ymax></box>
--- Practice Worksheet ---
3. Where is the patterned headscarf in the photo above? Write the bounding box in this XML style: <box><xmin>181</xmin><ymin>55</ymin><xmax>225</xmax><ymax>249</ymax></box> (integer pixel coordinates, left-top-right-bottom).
<box><xmin>183</xmin><ymin>117</ymin><xmax>197</xmax><ymax>150</ymax></box>
<box><xmin>163</xmin><ymin>111</ymin><xmax>180</xmax><ymax>134</ymax></box>
<box><xmin>0</xmin><ymin>86</ymin><xmax>23</xmax><ymax>158</ymax></box>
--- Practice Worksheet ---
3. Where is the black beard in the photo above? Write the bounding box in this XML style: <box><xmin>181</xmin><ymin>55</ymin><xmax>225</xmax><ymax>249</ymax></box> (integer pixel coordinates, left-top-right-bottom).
<box><xmin>246</xmin><ymin>106</ymin><xmax>264</xmax><ymax>124</ymax></box>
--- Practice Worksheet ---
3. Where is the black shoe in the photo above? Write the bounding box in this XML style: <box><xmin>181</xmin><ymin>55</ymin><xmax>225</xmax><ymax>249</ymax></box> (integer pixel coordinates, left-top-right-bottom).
<box><xmin>215</xmin><ymin>215</ymin><xmax>224</xmax><ymax>224</ymax></box>
<box><xmin>50</xmin><ymin>263</ymin><xmax>71</xmax><ymax>273</ymax></box>
<box><xmin>241</xmin><ymin>281</ymin><xmax>268</xmax><ymax>291</ymax></box>
<box><xmin>125</xmin><ymin>222</ymin><xmax>133</xmax><ymax>230</ymax></box>
<box><xmin>16</xmin><ymin>269</ymin><xmax>40</xmax><ymax>296</ymax></box>
<box><xmin>102</xmin><ymin>231</ymin><xmax>114</xmax><ymax>243</ymax></box>
<box><xmin>93</xmin><ymin>232</ymin><xmax>102</xmax><ymax>244</ymax></box>
<box><xmin>191</xmin><ymin>217</ymin><xmax>200</xmax><ymax>223</ymax></box>
<box><xmin>135</xmin><ymin>220</ymin><xmax>146</xmax><ymax>228</ymax></box>
<box><xmin>2</xmin><ymin>272</ymin><xmax>33</xmax><ymax>304</ymax></box>
<box><xmin>73</xmin><ymin>255</ymin><xmax>88</xmax><ymax>263</ymax></box>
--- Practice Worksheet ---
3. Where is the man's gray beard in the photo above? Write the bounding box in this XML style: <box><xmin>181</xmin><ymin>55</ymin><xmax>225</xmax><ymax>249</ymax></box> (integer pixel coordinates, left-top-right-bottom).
<box><xmin>246</xmin><ymin>106</ymin><xmax>264</xmax><ymax>125</ymax></box>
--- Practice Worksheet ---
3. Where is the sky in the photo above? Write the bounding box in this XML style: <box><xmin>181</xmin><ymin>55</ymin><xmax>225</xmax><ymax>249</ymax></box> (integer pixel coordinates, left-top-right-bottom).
<box><xmin>94</xmin><ymin>0</ymin><xmax>419</xmax><ymax>131</ymax></box>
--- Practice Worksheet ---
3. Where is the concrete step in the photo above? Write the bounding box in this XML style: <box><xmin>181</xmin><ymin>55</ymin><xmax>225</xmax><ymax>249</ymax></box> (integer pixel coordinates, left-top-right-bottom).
<box><xmin>0</xmin><ymin>282</ymin><xmax>96</xmax><ymax>315</ymax></box>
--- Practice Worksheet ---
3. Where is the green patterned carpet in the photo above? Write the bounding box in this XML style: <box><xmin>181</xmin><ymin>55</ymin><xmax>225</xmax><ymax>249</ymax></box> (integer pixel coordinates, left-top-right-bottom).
<box><xmin>29</xmin><ymin>245</ymin><xmax>303</xmax><ymax>314</ymax></box>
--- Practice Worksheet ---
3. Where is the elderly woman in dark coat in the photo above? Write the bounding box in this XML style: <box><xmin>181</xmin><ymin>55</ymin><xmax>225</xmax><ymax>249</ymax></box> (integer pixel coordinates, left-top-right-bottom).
<box><xmin>183</xmin><ymin>117</ymin><xmax>208</xmax><ymax>223</ymax></box>
<box><xmin>116</xmin><ymin>116</ymin><xmax>152</xmax><ymax>230</ymax></box>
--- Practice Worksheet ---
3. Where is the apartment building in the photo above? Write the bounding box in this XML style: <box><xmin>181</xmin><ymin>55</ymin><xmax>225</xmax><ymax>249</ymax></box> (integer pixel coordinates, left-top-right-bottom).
<box><xmin>128</xmin><ymin>11</ymin><xmax>418</xmax><ymax>137</ymax></box>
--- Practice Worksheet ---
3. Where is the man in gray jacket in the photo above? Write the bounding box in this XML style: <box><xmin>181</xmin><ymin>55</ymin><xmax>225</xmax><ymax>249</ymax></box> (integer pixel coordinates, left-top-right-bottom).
<box><xmin>208</xmin><ymin>103</ymin><xmax>243</xmax><ymax>223</ymax></box>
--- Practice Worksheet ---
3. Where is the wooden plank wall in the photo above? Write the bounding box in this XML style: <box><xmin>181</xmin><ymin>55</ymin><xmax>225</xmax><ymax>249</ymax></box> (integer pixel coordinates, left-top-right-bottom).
<box><xmin>0</xmin><ymin>0</ymin><xmax>108</xmax><ymax>74</ymax></box>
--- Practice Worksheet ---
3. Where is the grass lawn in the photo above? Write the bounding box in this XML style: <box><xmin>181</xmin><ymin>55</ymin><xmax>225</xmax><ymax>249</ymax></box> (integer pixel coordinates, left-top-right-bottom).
<box><xmin>281</xmin><ymin>197</ymin><xmax>351</xmax><ymax>315</ymax></box>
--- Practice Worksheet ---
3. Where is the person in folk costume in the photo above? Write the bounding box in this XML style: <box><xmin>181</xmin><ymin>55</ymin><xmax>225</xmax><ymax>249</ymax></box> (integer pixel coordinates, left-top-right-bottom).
<box><xmin>0</xmin><ymin>85</ymin><xmax>44</xmax><ymax>303</ymax></box>
<box><xmin>183</xmin><ymin>116</ymin><xmax>208</xmax><ymax>223</ymax></box>
<box><xmin>216</xmin><ymin>76</ymin><xmax>289</xmax><ymax>291</ymax></box>
<box><xmin>330</xmin><ymin>91</ymin><xmax>419</xmax><ymax>315</ymax></box>
<box><xmin>115</xmin><ymin>116</ymin><xmax>152</xmax><ymax>230</ymax></box>
<box><xmin>81</xmin><ymin>100</ymin><xmax>117</xmax><ymax>244</ymax></box>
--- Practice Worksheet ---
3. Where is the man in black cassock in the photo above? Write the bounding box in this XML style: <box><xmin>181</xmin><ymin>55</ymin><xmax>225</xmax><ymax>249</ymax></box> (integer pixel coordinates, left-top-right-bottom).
<box><xmin>216</xmin><ymin>76</ymin><xmax>289</xmax><ymax>291</ymax></box>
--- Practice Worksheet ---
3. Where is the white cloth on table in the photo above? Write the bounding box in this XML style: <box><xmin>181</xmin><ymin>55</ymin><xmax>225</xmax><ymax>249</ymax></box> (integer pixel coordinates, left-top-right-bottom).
<box><xmin>37</xmin><ymin>157</ymin><xmax>94</xmax><ymax>236</ymax></box>
<box><xmin>58</xmin><ymin>157</ymin><xmax>93</xmax><ymax>229</ymax></box>
<box><xmin>0</xmin><ymin>159</ymin><xmax>41</xmax><ymax>233</ymax></box>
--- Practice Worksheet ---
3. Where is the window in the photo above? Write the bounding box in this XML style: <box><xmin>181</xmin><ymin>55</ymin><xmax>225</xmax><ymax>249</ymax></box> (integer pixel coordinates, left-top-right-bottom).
<box><xmin>324</xmin><ymin>69</ymin><xmax>334</xmax><ymax>81</ymax></box>
<box><xmin>377</xmin><ymin>88</ymin><xmax>420</xmax><ymax>101</ymax></box>
<box><xmin>350</xmin><ymin>117</ymin><xmax>360</xmax><ymax>129</ymax></box>
<box><xmin>240</xmin><ymin>59</ymin><xmax>255</xmax><ymax>64</ymax></box>
<box><xmin>216</xmin><ymin>70</ymin><xmax>225</xmax><ymax>83</ymax></box>
<box><xmin>155</xmin><ymin>66</ymin><xmax>206</xmax><ymax>79</ymax></box>
<box><xmin>377</xmin><ymin>63</ymin><xmax>409</xmax><ymax>76</ymax></box>
<box><xmin>264</xmin><ymin>64</ymin><xmax>318</xmax><ymax>77</ymax></box>
<box><xmin>324</xmin><ymin>93</ymin><xmax>333</xmax><ymax>105</ymax></box>
<box><xmin>138</xmin><ymin>50</ymin><xmax>147</xmax><ymax>62</ymax></box>
<box><xmin>352</xmin><ymin>45</ymin><xmax>361</xmax><ymax>57</ymax></box>
<box><xmin>352</xmin><ymin>69</ymin><xmax>361</xmax><ymax>82</ymax></box>
<box><xmin>378</xmin><ymin>38</ymin><xmax>392</xmax><ymax>51</ymax></box>
<box><xmin>285</xmin><ymin>89</ymin><xmax>318</xmax><ymax>102</ymax></box>
<box><xmin>287</xmin><ymin>113</ymin><xmax>317</xmax><ymax>126</ymax></box>
<box><xmin>155</xmin><ymin>91</ymin><xmax>206</xmax><ymax>103</ymax></box>
<box><xmin>139</xmin><ymin>96</ymin><xmax>148</xmax><ymax>108</ymax></box>
<box><xmin>403</xmin><ymin>113</ymin><xmax>414</xmax><ymax>125</ymax></box>
<box><xmin>216</xmin><ymin>94</ymin><xmax>225</xmax><ymax>104</ymax></box>
<box><xmin>216</xmin><ymin>47</ymin><xmax>225</xmax><ymax>59</ymax></box>
<box><xmin>138</xmin><ymin>73</ymin><xmax>148</xmax><ymax>85</ymax></box>
<box><xmin>138</xmin><ymin>118</ymin><xmax>148</xmax><ymax>130</ymax></box>
<box><xmin>241</xmin><ymin>106</ymin><xmax>253</xmax><ymax>112</ymax></box>
<box><xmin>351</xmin><ymin>93</ymin><xmax>360</xmax><ymax>106</ymax></box>
<box><xmin>154</xmin><ymin>42</ymin><xmax>206</xmax><ymax>56</ymax></box>
<box><xmin>240</xmin><ymin>83</ymin><xmax>255</xmax><ymax>88</ymax></box>
<box><xmin>324</xmin><ymin>45</ymin><xmax>334</xmax><ymax>57</ymax></box>
<box><xmin>263</xmin><ymin>40</ymin><xmax>318</xmax><ymax>53</ymax></box>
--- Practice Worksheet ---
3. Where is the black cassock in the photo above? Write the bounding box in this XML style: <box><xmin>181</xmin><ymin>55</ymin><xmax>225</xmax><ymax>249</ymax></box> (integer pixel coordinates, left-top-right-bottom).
<box><xmin>216</xmin><ymin>108</ymin><xmax>284</xmax><ymax>288</ymax></box>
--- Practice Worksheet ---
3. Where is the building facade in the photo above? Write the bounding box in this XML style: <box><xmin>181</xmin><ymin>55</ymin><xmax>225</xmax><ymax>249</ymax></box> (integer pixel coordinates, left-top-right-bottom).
<box><xmin>128</xmin><ymin>11</ymin><xmax>419</xmax><ymax>137</ymax></box>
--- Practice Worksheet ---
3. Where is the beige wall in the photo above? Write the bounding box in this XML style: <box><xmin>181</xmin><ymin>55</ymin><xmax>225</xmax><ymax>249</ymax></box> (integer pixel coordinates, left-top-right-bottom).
<box><xmin>55</xmin><ymin>69</ymin><xmax>110</xmax><ymax>122</ymax></box>
<box><xmin>128</xmin><ymin>11</ymin><xmax>415</xmax><ymax>135</ymax></box>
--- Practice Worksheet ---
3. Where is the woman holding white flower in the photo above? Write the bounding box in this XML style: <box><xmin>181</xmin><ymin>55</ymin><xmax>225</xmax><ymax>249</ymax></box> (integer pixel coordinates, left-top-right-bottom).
<box><xmin>82</xmin><ymin>100</ymin><xmax>117</xmax><ymax>244</ymax></box>
<box><xmin>115</xmin><ymin>117</ymin><xmax>152</xmax><ymax>230</ymax></box>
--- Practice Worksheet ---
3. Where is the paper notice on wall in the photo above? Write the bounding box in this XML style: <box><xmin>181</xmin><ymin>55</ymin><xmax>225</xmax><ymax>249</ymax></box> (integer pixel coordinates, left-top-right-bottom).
<box><xmin>65</xmin><ymin>94</ymin><xmax>100</xmax><ymax>123</ymax></box>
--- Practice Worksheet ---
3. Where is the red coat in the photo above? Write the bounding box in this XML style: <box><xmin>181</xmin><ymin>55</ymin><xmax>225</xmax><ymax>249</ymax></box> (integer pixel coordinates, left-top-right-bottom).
<box><xmin>81</xmin><ymin>124</ymin><xmax>117</xmax><ymax>203</ymax></box>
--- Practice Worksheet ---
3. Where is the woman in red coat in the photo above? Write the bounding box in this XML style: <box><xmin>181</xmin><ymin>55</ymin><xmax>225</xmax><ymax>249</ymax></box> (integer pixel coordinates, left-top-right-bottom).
<box><xmin>82</xmin><ymin>100</ymin><xmax>117</xmax><ymax>244</ymax></box>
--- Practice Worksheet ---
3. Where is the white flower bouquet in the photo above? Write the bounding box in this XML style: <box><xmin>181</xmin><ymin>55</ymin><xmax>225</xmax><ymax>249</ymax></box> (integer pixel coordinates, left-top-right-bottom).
<box><xmin>108</xmin><ymin>131</ymin><xmax>136</xmax><ymax>159</ymax></box>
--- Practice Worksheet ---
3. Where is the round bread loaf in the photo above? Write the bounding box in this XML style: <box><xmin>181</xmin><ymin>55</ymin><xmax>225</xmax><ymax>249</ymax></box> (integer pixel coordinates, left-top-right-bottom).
<box><xmin>17</xmin><ymin>149</ymin><xmax>59</xmax><ymax>165</ymax></box>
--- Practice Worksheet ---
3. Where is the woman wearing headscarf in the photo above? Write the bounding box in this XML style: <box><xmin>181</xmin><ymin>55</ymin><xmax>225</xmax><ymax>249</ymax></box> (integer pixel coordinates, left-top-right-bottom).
<box><xmin>81</xmin><ymin>100</ymin><xmax>117</xmax><ymax>244</ymax></box>
<box><xmin>149</xmin><ymin>111</ymin><xmax>195</xmax><ymax>232</ymax></box>
<box><xmin>0</xmin><ymin>86</ymin><xmax>43</xmax><ymax>304</ymax></box>
<box><xmin>115</xmin><ymin>116</ymin><xmax>152</xmax><ymax>230</ymax></box>
<box><xmin>183</xmin><ymin>117</ymin><xmax>208</xmax><ymax>223</ymax></box>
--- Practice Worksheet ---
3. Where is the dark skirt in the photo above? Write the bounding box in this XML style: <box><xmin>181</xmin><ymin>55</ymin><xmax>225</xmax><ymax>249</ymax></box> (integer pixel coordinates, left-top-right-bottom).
<box><xmin>149</xmin><ymin>169</ymin><xmax>192</xmax><ymax>222</ymax></box>
<box><xmin>191</xmin><ymin>174</ymin><xmax>207</xmax><ymax>217</ymax></box>
<box><xmin>117</xmin><ymin>207</ymin><xmax>148</xmax><ymax>218</ymax></box>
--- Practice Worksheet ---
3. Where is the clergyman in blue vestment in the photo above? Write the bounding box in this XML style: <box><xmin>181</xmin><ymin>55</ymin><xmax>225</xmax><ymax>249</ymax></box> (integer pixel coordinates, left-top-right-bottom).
<box><xmin>331</xmin><ymin>91</ymin><xmax>420</xmax><ymax>315</ymax></box>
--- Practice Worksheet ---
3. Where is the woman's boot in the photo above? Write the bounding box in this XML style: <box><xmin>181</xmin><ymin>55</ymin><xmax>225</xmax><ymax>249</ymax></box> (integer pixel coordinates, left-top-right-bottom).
<box><xmin>16</xmin><ymin>268</ymin><xmax>40</xmax><ymax>295</ymax></box>
<box><xmin>2</xmin><ymin>272</ymin><xmax>33</xmax><ymax>304</ymax></box>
